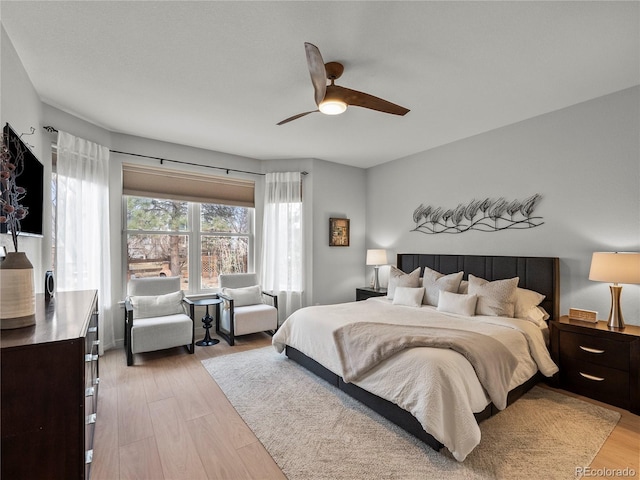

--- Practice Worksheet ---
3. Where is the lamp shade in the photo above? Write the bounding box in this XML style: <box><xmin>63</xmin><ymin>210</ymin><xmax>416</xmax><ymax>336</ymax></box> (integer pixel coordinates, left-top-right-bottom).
<box><xmin>366</xmin><ymin>249</ymin><xmax>388</xmax><ymax>266</ymax></box>
<box><xmin>589</xmin><ymin>252</ymin><xmax>640</xmax><ymax>284</ymax></box>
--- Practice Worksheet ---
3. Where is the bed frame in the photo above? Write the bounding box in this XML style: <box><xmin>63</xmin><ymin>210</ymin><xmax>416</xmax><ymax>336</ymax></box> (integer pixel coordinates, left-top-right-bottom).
<box><xmin>286</xmin><ymin>253</ymin><xmax>560</xmax><ymax>451</ymax></box>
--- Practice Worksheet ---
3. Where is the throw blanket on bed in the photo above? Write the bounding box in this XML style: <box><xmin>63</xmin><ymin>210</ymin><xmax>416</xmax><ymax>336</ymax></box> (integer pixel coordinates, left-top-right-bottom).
<box><xmin>333</xmin><ymin>322</ymin><xmax>519</xmax><ymax>410</ymax></box>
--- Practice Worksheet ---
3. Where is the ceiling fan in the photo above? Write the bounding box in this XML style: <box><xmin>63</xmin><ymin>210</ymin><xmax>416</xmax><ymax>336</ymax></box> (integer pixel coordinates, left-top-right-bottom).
<box><xmin>277</xmin><ymin>43</ymin><xmax>410</xmax><ymax>125</ymax></box>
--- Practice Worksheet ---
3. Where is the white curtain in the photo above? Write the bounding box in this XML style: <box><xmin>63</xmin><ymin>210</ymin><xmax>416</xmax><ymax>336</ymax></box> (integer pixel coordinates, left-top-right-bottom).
<box><xmin>261</xmin><ymin>172</ymin><xmax>304</xmax><ymax>324</ymax></box>
<box><xmin>56</xmin><ymin>131</ymin><xmax>113</xmax><ymax>353</ymax></box>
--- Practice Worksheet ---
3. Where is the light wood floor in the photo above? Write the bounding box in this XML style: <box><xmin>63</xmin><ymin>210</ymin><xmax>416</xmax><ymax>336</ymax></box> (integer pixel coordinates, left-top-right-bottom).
<box><xmin>92</xmin><ymin>333</ymin><xmax>639</xmax><ymax>480</ymax></box>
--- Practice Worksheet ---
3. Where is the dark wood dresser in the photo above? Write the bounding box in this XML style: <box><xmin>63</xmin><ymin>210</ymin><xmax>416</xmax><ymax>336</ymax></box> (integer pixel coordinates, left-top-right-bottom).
<box><xmin>549</xmin><ymin>316</ymin><xmax>639</xmax><ymax>414</ymax></box>
<box><xmin>1</xmin><ymin>290</ymin><xmax>99</xmax><ymax>479</ymax></box>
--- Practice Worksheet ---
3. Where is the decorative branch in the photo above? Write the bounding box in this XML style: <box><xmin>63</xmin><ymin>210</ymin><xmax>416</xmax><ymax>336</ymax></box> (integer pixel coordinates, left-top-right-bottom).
<box><xmin>0</xmin><ymin>130</ymin><xmax>29</xmax><ymax>251</ymax></box>
<box><xmin>411</xmin><ymin>194</ymin><xmax>543</xmax><ymax>235</ymax></box>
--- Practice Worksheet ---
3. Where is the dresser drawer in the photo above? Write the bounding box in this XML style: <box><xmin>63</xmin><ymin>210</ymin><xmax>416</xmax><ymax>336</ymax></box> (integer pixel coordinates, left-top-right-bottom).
<box><xmin>85</xmin><ymin>412</ymin><xmax>96</xmax><ymax>454</ymax></box>
<box><xmin>560</xmin><ymin>357</ymin><xmax>629</xmax><ymax>409</ymax></box>
<box><xmin>85</xmin><ymin>326</ymin><xmax>98</xmax><ymax>356</ymax></box>
<box><xmin>559</xmin><ymin>330</ymin><xmax>629</xmax><ymax>371</ymax></box>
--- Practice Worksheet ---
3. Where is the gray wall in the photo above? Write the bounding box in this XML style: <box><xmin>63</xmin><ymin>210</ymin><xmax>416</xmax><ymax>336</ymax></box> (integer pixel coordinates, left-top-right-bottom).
<box><xmin>308</xmin><ymin>158</ymin><xmax>367</xmax><ymax>305</ymax></box>
<box><xmin>0</xmin><ymin>26</ymin><xmax>45</xmax><ymax>287</ymax></box>
<box><xmin>366</xmin><ymin>87</ymin><xmax>640</xmax><ymax>325</ymax></box>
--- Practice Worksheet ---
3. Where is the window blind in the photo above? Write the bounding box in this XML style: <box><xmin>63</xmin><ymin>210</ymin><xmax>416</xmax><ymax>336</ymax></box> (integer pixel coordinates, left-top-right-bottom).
<box><xmin>122</xmin><ymin>164</ymin><xmax>255</xmax><ymax>207</ymax></box>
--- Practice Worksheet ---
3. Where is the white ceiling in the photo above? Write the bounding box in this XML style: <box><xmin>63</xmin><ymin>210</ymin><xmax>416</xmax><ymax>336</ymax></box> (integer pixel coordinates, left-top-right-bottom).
<box><xmin>1</xmin><ymin>1</ymin><xmax>638</xmax><ymax>169</ymax></box>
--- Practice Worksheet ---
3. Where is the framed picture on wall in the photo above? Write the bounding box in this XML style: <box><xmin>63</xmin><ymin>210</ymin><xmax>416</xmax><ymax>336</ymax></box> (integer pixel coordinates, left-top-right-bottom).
<box><xmin>329</xmin><ymin>218</ymin><xmax>350</xmax><ymax>246</ymax></box>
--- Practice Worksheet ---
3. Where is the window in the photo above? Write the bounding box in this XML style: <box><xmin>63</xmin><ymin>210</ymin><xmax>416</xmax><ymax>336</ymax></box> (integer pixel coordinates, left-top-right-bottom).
<box><xmin>200</xmin><ymin>203</ymin><xmax>250</xmax><ymax>289</ymax></box>
<box><xmin>124</xmin><ymin>196</ymin><xmax>252</xmax><ymax>292</ymax></box>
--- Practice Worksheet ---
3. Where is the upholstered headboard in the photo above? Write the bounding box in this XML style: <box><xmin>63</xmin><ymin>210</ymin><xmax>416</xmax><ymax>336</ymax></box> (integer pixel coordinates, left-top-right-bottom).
<box><xmin>397</xmin><ymin>253</ymin><xmax>560</xmax><ymax>320</ymax></box>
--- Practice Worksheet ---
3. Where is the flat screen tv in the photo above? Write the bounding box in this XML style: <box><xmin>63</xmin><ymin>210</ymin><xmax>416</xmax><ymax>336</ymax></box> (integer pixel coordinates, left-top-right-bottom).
<box><xmin>1</xmin><ymin>123</ymin><xmax>44</xmax><ymax>237</ymax></box>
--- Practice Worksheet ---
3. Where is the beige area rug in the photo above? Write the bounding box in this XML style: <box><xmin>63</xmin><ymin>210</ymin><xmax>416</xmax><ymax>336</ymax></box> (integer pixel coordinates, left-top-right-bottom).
<box><xmin>202</xmin><ymin>347</ymin><xmax>620</xmax><ymax>480</ymax></box>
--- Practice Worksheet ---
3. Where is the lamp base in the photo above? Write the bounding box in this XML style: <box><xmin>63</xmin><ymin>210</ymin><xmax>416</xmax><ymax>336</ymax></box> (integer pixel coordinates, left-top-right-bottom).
<box><xmin>607</xmin><ymin>284</ymin><xmax>625</xmax><ymax>329</ymax></box>
<box><xmin>373</xmin><ymin>266</ymin><xmax>380</xmax><ymax>291</ymax></box>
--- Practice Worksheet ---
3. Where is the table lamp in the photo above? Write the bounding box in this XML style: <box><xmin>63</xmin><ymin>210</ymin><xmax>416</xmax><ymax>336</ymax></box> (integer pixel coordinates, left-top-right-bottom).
<box><xmin>366</xmin><ymin>249</ymin><xmax>388</xmax><ymax>291</ymax></box>
<box><xmin>588</xmin><ymin>252</ymin><xmax>640</xmax><ymax>329</ymax></box>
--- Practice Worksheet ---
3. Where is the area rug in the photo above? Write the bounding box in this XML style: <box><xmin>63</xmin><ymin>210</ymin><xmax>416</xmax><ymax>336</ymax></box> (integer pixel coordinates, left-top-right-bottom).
<box><xmin>202</xmin><ymin>347</ymin><xmax>620</xmax><ymax>480</ymax></box>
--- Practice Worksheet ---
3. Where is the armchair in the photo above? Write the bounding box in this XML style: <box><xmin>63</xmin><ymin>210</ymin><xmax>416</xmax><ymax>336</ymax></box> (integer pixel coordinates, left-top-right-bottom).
<box><xmin>124</xmin><ymin>276</ymin><xmax>195</xmax><ymax>366</ymax></box>
<box><xmin>217</xmin><ymin>273</ymin><xmax>278</xmax><ymax>346</ymax></box>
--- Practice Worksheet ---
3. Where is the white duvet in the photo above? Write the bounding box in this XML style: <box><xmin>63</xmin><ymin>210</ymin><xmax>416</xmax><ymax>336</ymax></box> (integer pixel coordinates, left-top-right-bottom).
<box><xmin>272</xmin><ymin>297</ymin><xmax>558</xmax><ymax>461</ymax></box>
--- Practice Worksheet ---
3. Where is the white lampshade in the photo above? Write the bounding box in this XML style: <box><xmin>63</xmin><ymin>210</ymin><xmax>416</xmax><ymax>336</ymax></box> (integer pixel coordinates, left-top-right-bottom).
<box><xmin>589</xmin><ymin>252</ymin><xmax>640</xmax><ymax>284</ymax></box>
<box><xmin>366</xmin><ymin>249</ymin><xmax>388</xmax><ymax>266</ymax></box>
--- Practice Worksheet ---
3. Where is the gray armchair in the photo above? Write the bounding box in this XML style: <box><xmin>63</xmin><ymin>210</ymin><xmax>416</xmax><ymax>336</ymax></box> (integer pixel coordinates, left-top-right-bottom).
<box><xmin>124</xmin><ymin>276</ymin><xmax>194</xmax><ymax>366</ymax></box>
<box><xmin>217</xmin><ymin>273</ymin><xmax>278</xmax><ymax>346</ymax></box>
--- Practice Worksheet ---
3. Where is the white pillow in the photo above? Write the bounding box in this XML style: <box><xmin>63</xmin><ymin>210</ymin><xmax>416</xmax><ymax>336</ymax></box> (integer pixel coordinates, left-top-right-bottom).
<box><xmin>524</xmin><ymin>306</ymin><xmax>551</xmax><ymax>326</ymax></box>
<box><xmin>392</xmin><ymin>287</ymin><xmax>425</xmax><ymax>307</ymax></box>
<box><xmin>514</xmin><ymin>287</ymin><xmax>546</xmax><ymax>319</ymax></box>
<box><xmin>130</xmin><ymin>290</ymin><xmax>185</xmax><ymax>319</ymax></box>
<box><xmin>437</xmin><ymin>290</ymin><xmax>478</xmax><ymax>317</ymax></box>
<box><xmin>468</xmin><ymin>274</ymin><xmax>519</xmax><ymax>317</ymax></box>
<box><xmin>222</xmin><ymin>285</ymin><xmax>264</xmax><ymax>307</ymax></box>
<box><xmin>421</xmin><ymin>267</ymin><xmax>463</xmax><ymax>306</ymax></box>
<box><xmin>387</xmin><ymin>266</ymin><xmax>421</xmax><ymax>300</ymax></box>
<box><xmin>537</xmin><ymin>306</ymin><xmax>550</xmax><ymax>321</ymax></box>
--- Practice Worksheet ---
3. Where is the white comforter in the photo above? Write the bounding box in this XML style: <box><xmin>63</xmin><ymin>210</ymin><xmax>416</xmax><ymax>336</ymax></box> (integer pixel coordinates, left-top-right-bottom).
<box><xmin>272</xmin><ymin>297</ymin><xmax>558</xmax><ymax>461</ymax></box>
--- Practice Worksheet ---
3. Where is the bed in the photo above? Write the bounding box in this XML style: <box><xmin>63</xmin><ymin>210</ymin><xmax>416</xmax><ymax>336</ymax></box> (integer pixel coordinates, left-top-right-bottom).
<box><xmin>272</xmin><ymin>253</ymin><xmax>560</xmax><ymax>461</ymax></box>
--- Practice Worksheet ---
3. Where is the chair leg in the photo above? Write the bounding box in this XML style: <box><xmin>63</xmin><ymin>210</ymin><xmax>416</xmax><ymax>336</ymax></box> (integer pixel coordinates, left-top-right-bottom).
<box><xmin>126</xmin><ymin>328</ymin><xmax>134</xmax><ymax>365</ymax></box>
<box><xmin>215</xmin><ymin>313</ymin><xmax>235</xmax><ymax>346</ymax></box>
<box><xmin>217</xmin><ymin>329</ymin><xmax>234</xmax><ymax>346</ymax></box>
<box><xmin>189</xmin><ymin>324</ymin><xmax>195</xmax><ymax>354</ymax></box>
<box><xmin>228</xmin><ymin>317</ymin><xmax>235</xmax><ymax>345</ymax></box>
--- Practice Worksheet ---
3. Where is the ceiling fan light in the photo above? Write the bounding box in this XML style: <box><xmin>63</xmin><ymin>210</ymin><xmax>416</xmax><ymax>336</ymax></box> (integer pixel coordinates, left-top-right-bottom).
<box><xmin>319</xmin><ymin>100</ymin><xmax>347</xmax><ymax>115</ymax></box>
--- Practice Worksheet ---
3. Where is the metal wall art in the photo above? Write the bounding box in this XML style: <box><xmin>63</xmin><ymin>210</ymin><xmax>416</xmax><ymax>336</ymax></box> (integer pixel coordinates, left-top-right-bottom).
<box><xmin>411</xmin><ymin>194</ymin><xmax>543</xmax><ymax>235</ymax></box>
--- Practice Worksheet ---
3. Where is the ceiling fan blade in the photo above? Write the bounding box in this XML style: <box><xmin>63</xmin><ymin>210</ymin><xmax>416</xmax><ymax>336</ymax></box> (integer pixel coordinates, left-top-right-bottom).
<box><xmin>304</xmin><ymin>42</ymin><xmax>327</xmax><ymax>106</ymax></box>
<box><xmin>331</xmin><ymin>85</ymin><xmax>410</xmax><ymax>116</ymax></box>
<box><xmin>277</xmin><ymin>110</ymin><xmax>319</xmax><ymax>126</ymax></box>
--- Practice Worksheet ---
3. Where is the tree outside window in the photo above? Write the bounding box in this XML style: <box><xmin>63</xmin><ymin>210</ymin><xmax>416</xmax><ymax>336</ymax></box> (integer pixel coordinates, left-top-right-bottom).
<box><xmin>125</xmin><ymin>196</ymin><xmax>251</xmax><ymax>292</ymax></box>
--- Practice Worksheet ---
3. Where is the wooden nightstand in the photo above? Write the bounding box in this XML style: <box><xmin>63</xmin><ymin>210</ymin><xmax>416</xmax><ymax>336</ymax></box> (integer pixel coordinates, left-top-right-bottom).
<box><xmin>356</xmin><ymin>287</ymin><xmax>387</xmax><ymax>301</ymax></box>
<box><xmin>549</xmin><ymin>316</ymin><xmax>640</xmax><ymax>414</ymax></box>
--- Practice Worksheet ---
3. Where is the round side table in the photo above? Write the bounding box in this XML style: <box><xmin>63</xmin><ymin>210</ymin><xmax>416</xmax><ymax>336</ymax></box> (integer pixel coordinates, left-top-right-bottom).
<box><xmin>190</xmin><ymin>298</ymin><xmax>222</xmax><ymax>347</ymax></box>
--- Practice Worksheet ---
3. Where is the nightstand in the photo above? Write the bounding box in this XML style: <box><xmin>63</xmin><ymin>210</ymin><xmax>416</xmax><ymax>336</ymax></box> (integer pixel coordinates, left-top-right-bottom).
<box><xmin>356</xmin><ymin>287</ymin><xmax>387</xmax><ymax>301</ymax></box>
<box><xmin>549</xmin><ymin>316</ymin><xmax>640</xmax><ymax>414</ymax></box>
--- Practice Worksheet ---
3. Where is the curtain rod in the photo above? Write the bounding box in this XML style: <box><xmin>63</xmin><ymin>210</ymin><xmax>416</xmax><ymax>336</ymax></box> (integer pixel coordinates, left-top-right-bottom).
<box><xmin>43</xmin><ymin>126</ymin><xmax>308</xmax><ymax>177</ymax></box>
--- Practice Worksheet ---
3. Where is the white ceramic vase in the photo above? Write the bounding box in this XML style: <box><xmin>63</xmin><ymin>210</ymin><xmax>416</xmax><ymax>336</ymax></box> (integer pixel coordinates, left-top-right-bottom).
<box><xmin>0</xmin><ymin>251</ymin><xmax>36</xmax><ymax>329</ymax></box>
